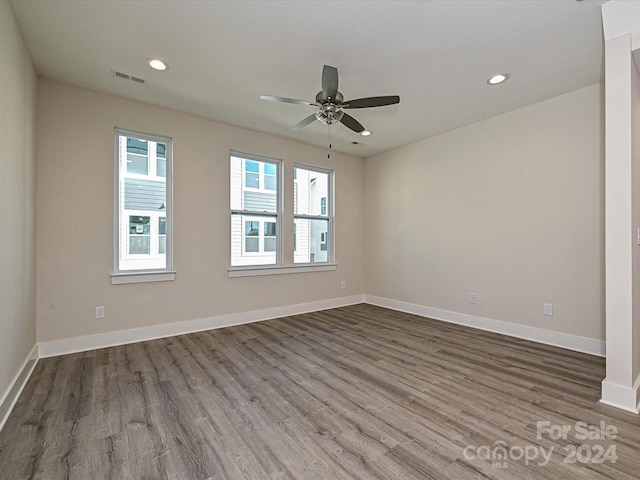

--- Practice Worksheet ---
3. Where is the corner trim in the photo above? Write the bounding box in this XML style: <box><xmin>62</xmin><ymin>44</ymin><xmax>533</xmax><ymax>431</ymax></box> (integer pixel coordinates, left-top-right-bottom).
<box><xmin>601</xmin><ymin>376</ymin><xmax>640</xmax><ymax>413</ymax></box>
<box><xmin>364</xmin><ymin>295</ymin><xmax>606</xmax><ymax>357</ymax></box>
<box><xmin>38</xmin><ymin>295</ymin><xmax>365</xmax><ymax>358</ymax></box>
<box><xmin>0</xmin><ymin>344</ymin><xmax>39</xmax><ymax>432</ymax></box>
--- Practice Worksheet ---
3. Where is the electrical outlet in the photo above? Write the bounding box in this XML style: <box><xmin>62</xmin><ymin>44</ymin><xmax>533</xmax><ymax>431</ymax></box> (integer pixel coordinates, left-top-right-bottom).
<box><xmin>544</xmin><ymin>303</ymin><xmax>553</xmax><ymax>316</ymax></box>
<box><xmin>469</xmin><ymin>293</ymin><xmax>478</xmax><ymax>304</ymax></box>
<box><xmin>340</xmin><ymin>280</ymin><xmax>346</xmax><ymax>289</ymax></box>
<box><xmin>96</xmin><ymin>306</ymin><xmax>105</xmax><ymax>319</ymax></box>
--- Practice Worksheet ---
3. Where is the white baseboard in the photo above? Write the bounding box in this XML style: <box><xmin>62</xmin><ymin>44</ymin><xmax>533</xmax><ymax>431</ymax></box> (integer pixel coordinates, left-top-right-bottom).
<box><xmin>365</xmin><ymin>295</ymin><xmax>606</xmax><ymax>357</ymax></box>
<box><xmin>0</xmin><ymin>344</ymin><xmax>38</xmax><ymax>432</ymax></box>
<box><xmin>0</xmin><ymin>295</ymin><xmax>626</xmax><ymax>432</ymax></box>
<box><xmin>601</xmin><ymin>376</ymin><xmax>640</xmax><ymax>413</ymax></box>
<box><xmin>38</xmin><ymin>295</ymin><xmax>365</xmax><ymax>358</ymax></box>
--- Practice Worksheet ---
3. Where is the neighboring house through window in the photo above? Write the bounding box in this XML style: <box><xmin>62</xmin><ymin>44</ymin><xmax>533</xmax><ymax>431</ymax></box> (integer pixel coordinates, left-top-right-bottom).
<box><xmin>114</xmin><ymin>129</ymin><xmax>172</xmax><ymax>274</ymax></box>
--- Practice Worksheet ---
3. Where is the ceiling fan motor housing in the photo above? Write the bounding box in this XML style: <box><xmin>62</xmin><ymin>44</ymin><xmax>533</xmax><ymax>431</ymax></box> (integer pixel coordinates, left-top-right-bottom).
<box><xmin>315</xmin><ymin>91</ymin><xmax>344</xmax><ymax>124</ymax></box>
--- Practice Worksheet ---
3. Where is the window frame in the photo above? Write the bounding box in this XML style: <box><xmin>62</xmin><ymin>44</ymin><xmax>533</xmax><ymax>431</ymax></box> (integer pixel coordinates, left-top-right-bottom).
<box><xmin>112</xmin><ymin>128</ymin><xmax>174</xmax><ymax>284</ymax></box>
<box><xmin>293</xmin><ymin>164</ymin><xmax>334</xmax><ymax>265</ymax></box>
<box><xmin>230</xmin><ymin>151</ymin><xmax>282</xmax><ymax>269</ymax></box>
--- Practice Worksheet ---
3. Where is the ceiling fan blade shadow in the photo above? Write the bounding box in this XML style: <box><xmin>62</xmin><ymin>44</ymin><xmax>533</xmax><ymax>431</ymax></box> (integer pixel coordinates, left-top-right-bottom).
<box><xmin>260</xmin><ymin>95</ymin><xmax>317</xmax><ymax>106</ymax></box>
<box><xmin>322</xmin><ymin>65</ymin><xmax>339</xmax><ymax>101</ymax></box>
<box><xmin>343</xmin><ymin>96</ymin><xmax>400</xmax><ymax>109</ymax></box>
<box><xmin>293</xmin><ymin>114</ymin><xmax>318</xmax><ymax>130</ymax></box>
<box><xmin>340</xmin><ymin>112</ymin><xmax>365</xmax><ymax>133</ymax></box>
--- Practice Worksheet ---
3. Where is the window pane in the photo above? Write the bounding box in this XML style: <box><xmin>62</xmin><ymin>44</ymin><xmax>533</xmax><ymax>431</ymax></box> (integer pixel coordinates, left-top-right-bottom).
<box><xmin>129</xmin><ymin>216</ymin><xmax>150</xmax><ymax>234</ymax></box>
<box><xmin>294</xmin><ymin>218</ymin><xmax>329</xmax><ymax>263</ymax></box>
<box><xmin>264</xmin><ymin>221</ymin><xmax>276</xmax><ymax>252</ymax></box>
<box><xmin>157</xmin><ymin>157</ymin><xmax>166</xmax><ymax>177</ymax></box>
<box><xmin>117</xmin><ymin>130</ymin><xmax>171</xmax><ymax>272</ymax></box>
<box><xmin>264</xmin><ymin>237</ymin><xmax>276</xmax><ymax>252</ymax></box>
<box><xmin>231</xmin><ymin>214</ymin><xmax>277</xmax><ymax>266</ymax></box>
<box><xmin>264</xmin><ymin>221</ymin><xmax>276</xmax><ymax>236</ymax></box>
<box><xmin>230</xmin><ymin>153</ymin><xmax>280</xmax><ymax>267</ymax></box>
<box><xmin>264</xmin><ymin>163</ymin><xmax>276</xmax><ymax>175</ymax></box>
<box><xmin>129</xmin><ymin>236</ymin><xmax>150</xmax><ymax>255</ymax></box>
<box><xmin>127</xmin><ymin>153</ymin><xmax>148</xmax><ymax>175</ymax></box>
<box><xmin>245</xmin><ymin>237</ymin><xmax>259</xmax><ymax>252</ymax></box>
<box><xmin>245</xmin><ymin>172</ymin><xmax>259</xmax><ymax>188</ymax></box>
<box><xmin>245</xmin><ymin>160</ymin><xmax>259</xmax><ymax>173</ymax></box>
<box><xmin>127</xmin><ymin>138</ymin><xmax>148</xmax><ymax>155</ymax></box>
<box><xmin>231</xmin><ymin>155</ymin><xmax>278</xmax><ymax>211</ymax></box>
<box><xmin>294</xmin><ymin>167</ymin><xmax>329</xmax><ymax>216</ymax></box>
<box><xmin>264</xmin><ymin>174</ymin><xmax>276</xmax><ymax>191</ymax></box>
<box><xmin>245</xmin><ymin>221</ymin><xmax>259</xmax><ymax>236</ymax></box>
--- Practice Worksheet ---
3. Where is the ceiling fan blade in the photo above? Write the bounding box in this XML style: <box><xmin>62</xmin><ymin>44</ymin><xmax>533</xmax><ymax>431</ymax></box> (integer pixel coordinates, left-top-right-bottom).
<box><xmin>260</xmin><ymin>95</ymin><xmax>317</xmax><ymax>106</ymax></box>
<box><xmin>293</xmin><ymin>114</ymin><xmax>318</xmax><ymax>130</ymax></box>
<box><xmin>343</xmin><ymin>95</ymin><xmax>400</xmax><ymax>109</ymax></box>
<box><xmin>322</xmin><ymin>65</ymin><xmax>339</xmax><ymax>101</ymax></box>
<box><xmin>340</xmin><ymin>112</ymin><xmax>365</xmax><ymax>133</ymax></box>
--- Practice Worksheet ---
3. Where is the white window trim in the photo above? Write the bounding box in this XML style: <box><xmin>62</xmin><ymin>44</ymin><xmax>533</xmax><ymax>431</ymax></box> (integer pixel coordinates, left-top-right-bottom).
<box><xmin>228</xmin><ymin>264</ymin><xmax>337</xmax><ymax>278</ymax></box>
<box><xmin>111</xmin><ymin>271</ymin><xmax>176</xmax><ymax>284</ymax></box>
<box><xmin>230</xmin><ymin>151</ymin><xmax>282</xmax><ymax>268</ymax></box>
<box><xmin>293</xmin><ymin>163</ymin><xmax>334</xmax><ymax>265</ymax></box>
<box><xmin>114</xmin><ymin>128</ymin><xmax>174</xmax><ymax>284</ymax></box>
<box><xmin>228</xmin><ymin>160</ymin><xmax>336</xmax><ymax>277</ymax></box>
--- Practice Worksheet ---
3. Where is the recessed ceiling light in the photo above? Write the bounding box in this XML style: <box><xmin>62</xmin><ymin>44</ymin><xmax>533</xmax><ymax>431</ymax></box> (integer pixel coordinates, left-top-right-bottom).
<box><xmin>487</xmin><ymin>73</ymin><xmax>509</xmax><ymax>85</ymax></box>
<box><xmin>361</xmin><ymin>130</ymin><xmax>372</xmax><ymax>136</ymax></box>
<box><xmin>146</xmin><ymin>58</ymin><xmax>168</xmax><ymax>71</ymax></box>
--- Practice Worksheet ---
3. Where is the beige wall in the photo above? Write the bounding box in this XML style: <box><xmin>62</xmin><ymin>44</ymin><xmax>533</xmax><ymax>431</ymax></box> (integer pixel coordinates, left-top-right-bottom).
<box><xmin>0</xmin><ymin>1</ymin><xmax>38</xmax><ymax>397</ymax></box>
<box><xmin>36</xmin><ymin>79</ymin><xmax>365</xmax><ymax>342</ymax></box>
<box><xmin>364</xmin><ymin>84</ymin><xmax>604</xmax><ymax>341</ymax></box>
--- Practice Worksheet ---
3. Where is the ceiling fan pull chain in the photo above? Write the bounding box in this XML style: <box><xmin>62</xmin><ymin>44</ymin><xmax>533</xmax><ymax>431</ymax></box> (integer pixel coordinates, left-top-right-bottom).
<box><xmin>328</xmin><ymin>123</ymin><xmax>332</xmax><ymax>159</ymax></box>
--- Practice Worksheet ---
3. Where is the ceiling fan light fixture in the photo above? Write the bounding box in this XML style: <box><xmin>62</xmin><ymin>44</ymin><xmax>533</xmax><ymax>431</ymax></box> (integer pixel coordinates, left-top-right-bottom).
<box><xmin>315</xmin><ymin>107</ymin><xmax>344</xmax><ymax>125</ymax></box>
<box><xmin>146</xmin><ymin>58</ymin><xmax>168</xmax><ymax>71</ymax></box>
<box><xmin>361</xmin><ymin>130</ymin><xmax>372</xmax><ymax>136</ymax></box>
<box><xmin>487</xmin><ymin>73</ymin><xmax>509</xmax><ymax>85</ymax></box>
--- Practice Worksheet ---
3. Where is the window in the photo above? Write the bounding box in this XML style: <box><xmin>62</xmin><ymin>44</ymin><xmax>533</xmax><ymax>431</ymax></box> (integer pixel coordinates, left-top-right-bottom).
<box><xmin>230</xmin><ymin>152</ymin><xmax>280</xmax><ymax>267</ymax></box>
<box><xmin>294</xmin><ymin>166</ymin><xmax>332</xmax><ymax>264</ymax></box>
<box><xmin>114</xmin><ymin>129</ymin><xmax>172</xmax><ymax>276</ymax></box>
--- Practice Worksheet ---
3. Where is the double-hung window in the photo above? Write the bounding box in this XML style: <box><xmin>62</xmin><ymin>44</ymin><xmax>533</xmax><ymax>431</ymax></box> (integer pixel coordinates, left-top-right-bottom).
<box><xmin>294</xmin><ymin>165</ymin><xmax>332</xmax><ymax>264</ymax></box>
<box><xmin>114</xmin><ymin>129</ymin><xmax>173</xmax><ymax>281</ymax></box>
<box><xmin>230</xmin><ymin>152</ymin><xmax>281</xmax><ymax>267</ymax></box>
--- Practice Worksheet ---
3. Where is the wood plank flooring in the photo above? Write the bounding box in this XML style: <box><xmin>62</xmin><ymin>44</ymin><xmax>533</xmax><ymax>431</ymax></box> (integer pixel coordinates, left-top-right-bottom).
<box><xmin>1</xmin><ymin>304</ymin><xmax>639</xmax><ymax>479</ymax></box>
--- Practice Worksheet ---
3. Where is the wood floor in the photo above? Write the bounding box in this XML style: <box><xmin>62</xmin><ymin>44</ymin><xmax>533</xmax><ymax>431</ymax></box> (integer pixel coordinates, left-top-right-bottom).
<box><xmin>1</xmin><ymin>304</ymin><xmax>639</xmax><ymax>479</ymax></box>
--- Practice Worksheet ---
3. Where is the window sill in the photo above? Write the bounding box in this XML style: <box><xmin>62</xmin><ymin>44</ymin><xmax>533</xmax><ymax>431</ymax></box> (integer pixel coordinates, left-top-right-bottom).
<box><xmin>228</xmin><ymin>264</ymin><xmax>337</xmax><ymax>278</ymax></box>
<box><xmin>111</xmin><ymin>271</ymin><xmax>176</xmax><ymax>285</ymax></box>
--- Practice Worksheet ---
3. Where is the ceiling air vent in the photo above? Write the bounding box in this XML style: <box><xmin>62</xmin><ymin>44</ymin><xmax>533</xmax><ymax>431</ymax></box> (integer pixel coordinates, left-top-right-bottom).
<box><xmin>112</xmin><ymin>70</ymin><xmax>147</xmax><ymax>85</ymax></box>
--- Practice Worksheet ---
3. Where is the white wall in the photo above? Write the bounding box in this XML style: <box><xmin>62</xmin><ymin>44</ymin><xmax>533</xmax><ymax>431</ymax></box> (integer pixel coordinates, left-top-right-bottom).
<box><xmin>365</xmin><ymin>84</ymin><xmax>604</xmax><ymax>342</ymax></box>
<box><xmin>598</xmin><ymin>0</ymin><xmax>640</xmax><ymax>416</ymax></box>
<box><xmin>36</xmin><ymin>79</ymin><xmax>365</xmax><ymax>344</ymax></box>
<box><xmin>0</xmin><ymin>1</ymin><xmax>38</xmax><ymax>409</ymax></box>
<box><xmin>632</xmin><ymin>50</ymin><xmax>640</xmax><ymax>386</ymax></box>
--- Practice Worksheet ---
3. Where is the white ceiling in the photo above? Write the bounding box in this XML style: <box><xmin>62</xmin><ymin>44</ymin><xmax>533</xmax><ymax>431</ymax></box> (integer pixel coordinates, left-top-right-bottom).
<box><xmin>11</xmin><ymin>0</ymin><xmax>606</xmax><ymax>158</ymax></box>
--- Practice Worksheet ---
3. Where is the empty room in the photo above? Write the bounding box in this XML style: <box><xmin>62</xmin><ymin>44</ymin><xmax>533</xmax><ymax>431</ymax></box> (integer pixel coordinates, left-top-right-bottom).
<box><xmin>3</xmin><ymin>0</ymin><xmax>640</xmax><ymax>478</ymax></box>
